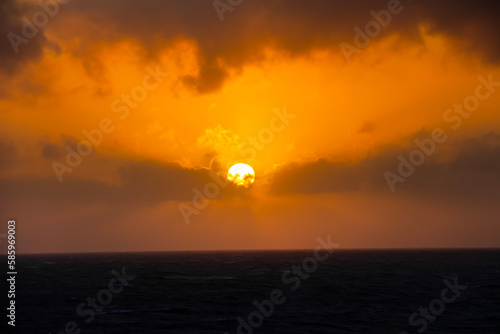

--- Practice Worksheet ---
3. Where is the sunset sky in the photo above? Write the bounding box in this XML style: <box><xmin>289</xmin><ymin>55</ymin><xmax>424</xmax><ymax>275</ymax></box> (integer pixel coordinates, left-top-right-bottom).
<box><xmin>1</xmin><ymin>0</ymin><xmax>499</xmax><ymax>253</ymax></box>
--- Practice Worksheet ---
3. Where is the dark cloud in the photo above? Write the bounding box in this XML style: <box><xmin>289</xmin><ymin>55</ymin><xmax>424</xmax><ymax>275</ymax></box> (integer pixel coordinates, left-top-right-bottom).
<box><xmin>410</xmin><ymin>0</ymin><xmax>500</xmax><ymax>63</ymax></box>
<box><xmin>41</xmin><ymin>142</ymin><xmax>62</xmax><ymax>159</ymax></box>
<box><xmin>27</xmin><ymin>134</ymin><xmax>246</xmax><ymax>205</ymax></box>
<box><xmin>0</xmin><ymin>136</ymin><xmax>16</xmax><ymax>168</ymax></box>
<box><xmin>39</xmin><ymin>135</ymin><xmax>83</xmax><ymax>160</ymax></box>
<box><xmin>269</xmin><ymin>132</ymin><xmax>500</xmax><ymax>198</ymax></box>
<box><xmin>2</xmin><ymin>0</ymin><xmax>500</xmax><ymax>92</ymax></box>
<box><xmin>117</xmin><ymin>160</ymin><xmax>214</xmax><ymax>204</ymax></box>
<box><xmin>358</xmin><ymin>122</ymin><xmax>376</xmax><ymax>134</ymax></box>
<box><xmin>20</xmin><ymin>0</ymin><xmax>496</xmax><ymax>94</ymax></box>
<box><xmin>0</xmin><ymin>0</ymin><xmax>47</xmax><ymax>75</ymax></box>
<box><xmin>0</xmin><ymin>157</ymin><xmax>246</xmax><ymax>208</ymax></box>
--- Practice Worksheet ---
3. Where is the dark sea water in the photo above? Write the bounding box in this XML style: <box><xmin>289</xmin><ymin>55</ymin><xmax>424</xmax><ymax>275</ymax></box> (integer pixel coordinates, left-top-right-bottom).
<box><xmin>5</xmin><ymin>249</ymin><xmax>500</xmax><ymax>333</ymax></box>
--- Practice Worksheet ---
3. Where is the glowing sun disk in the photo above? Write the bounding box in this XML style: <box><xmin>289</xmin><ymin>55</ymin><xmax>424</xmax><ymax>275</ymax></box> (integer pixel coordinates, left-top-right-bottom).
<box><xmin>227</xmin><ymin>163</ymin><xmax>255</xmax><ymax>187</ymax></box>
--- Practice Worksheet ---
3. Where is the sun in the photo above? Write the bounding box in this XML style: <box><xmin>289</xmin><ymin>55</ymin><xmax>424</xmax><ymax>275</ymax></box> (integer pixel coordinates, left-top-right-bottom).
<box><xmin>227</xmin><ymin>163</ymin><xmax>255</xmax><ymax>187</ymax></box>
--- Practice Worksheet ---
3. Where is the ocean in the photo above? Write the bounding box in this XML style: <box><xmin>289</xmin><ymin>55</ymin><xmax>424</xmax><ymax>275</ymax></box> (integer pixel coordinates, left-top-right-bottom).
<box><xmin>7</xmin><ymin>249</ymin><xmax>500</xmax><ymax>333</ymax></box>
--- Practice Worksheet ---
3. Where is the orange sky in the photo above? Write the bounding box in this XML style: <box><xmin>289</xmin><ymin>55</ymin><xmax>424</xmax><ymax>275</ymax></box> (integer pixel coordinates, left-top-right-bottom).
<box><xmin>1</xmin><ymin>0</ymin><xmax>500</xmax><ymax>253</ymax></box>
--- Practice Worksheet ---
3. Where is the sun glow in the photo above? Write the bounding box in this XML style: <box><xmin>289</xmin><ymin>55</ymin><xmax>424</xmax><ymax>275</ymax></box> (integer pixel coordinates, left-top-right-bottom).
<box><xmin>227</xmin><ymin>163</ymin><xmax>255</xmax><ymax>187</ymax></box>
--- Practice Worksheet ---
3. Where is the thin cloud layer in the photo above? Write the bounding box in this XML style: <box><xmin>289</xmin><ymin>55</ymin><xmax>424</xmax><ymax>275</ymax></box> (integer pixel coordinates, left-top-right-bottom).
<box><xmin>269</xmin><ymin>132</ymin><xmax>500</xmax><ymax>197</ymax></box>
<box><xmin>0</xmin><ymin>156</ymin><xmax>245</xmax><ymax>209</ymax></box>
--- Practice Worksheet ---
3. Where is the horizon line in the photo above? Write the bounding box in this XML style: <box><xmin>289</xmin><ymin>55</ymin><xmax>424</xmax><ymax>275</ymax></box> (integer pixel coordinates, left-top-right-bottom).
<box><xmin>11</xmin><ymin>246</ymin><xmax>500</xmax><ymax>256</ymax></box>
